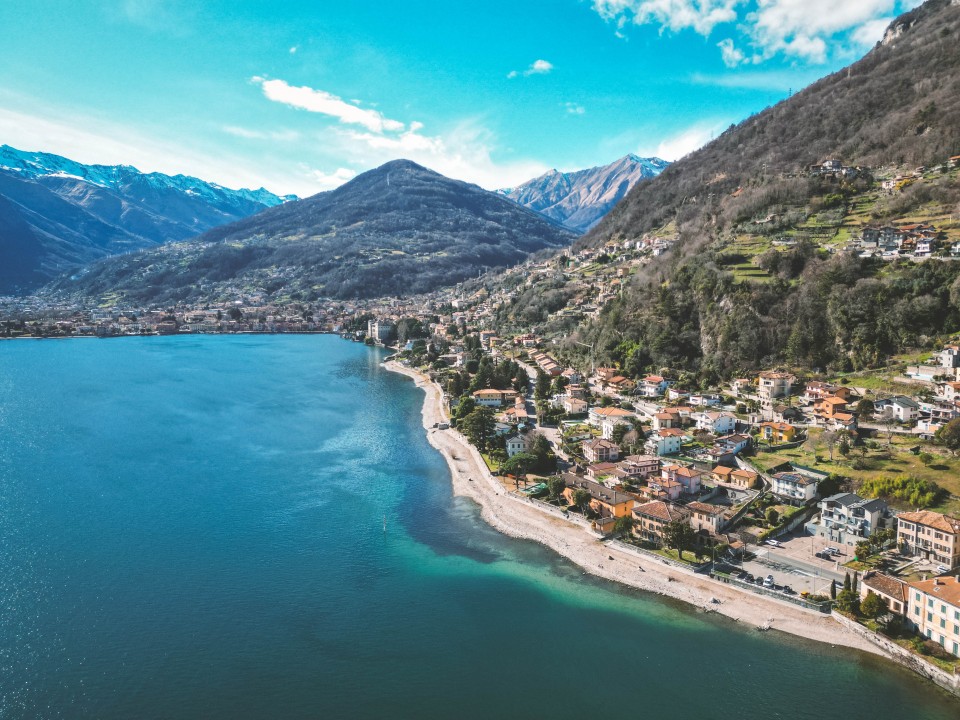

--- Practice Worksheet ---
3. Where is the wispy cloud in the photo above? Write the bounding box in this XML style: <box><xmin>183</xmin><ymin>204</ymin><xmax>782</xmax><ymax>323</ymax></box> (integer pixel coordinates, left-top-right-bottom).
<box><xmin>222</xmin><ymin>125</ymin><xmax>301</xmax><ymax>142</ymax></box>
<box><xmin>319</xmin><ymin>119</ymin><xmax>549</xmax><ymax>191</ymax></box>
<box><xmin>637</xmin><ymin>121</ymin><xmax>727</xmax><ymax>161</ymax></box>
<box><xmin>717</xmin><ymin>38</ymin><xmax>747</xmax><ymax>68</ymax></box>
<box><xmin>688</xmin><ymin>69</ymin><xmax>818</xmax><ymax>92</ymax></box>
<box><xmin>507</xmin><ymin>59</ymin><xmax>554</xmax><ymax>79</ymax></box>
<box><xmin>252</xmin><ymin>77</ymin><xmax>406</xmax><ymax>133</ymax></box>
<box><xmin>591</xmin><ymin>0</ymin><xmax>924</xmax><ymax>65</ymax></box>
<box><xmin>592</xmin><ymin>0</ymin><xmax>740</xmax><ymax>36</ymax></box>
<box><xmin>563</xmin><ymin>102</ymin><xmax>586</xmax><ymax>115</ymax></box>
<box><xmin>307</xmin><ymin>166</ymin><xmax>357</xmax><ymax>190</ymax></box>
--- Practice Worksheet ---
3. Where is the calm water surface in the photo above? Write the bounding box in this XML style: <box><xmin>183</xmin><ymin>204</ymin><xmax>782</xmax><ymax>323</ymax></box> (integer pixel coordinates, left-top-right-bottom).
<box><xmin>0</xmin><ymin>335</ymin><xmax>957</xmax><ymax>719</ymax></box>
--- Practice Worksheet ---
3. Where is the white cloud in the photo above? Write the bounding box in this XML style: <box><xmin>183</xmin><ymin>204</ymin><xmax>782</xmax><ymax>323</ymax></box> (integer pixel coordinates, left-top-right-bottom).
<box><xmin>850</xmin><ymin>17</ymin><xmax>895</xmax><ymax>48</ymax></box>
<box><xmin>688</xmin><ymin>68</ymin><xmax>818</xmax><ymax>91</ymax></box>
<box><xmin>592</xmin><ymin>0</ymin><xmax>924</xmax><ymax>65</ymax></box>
<box><xmin>638</xmin><ymin>122</ymin><xmax>725</xmax><ymax>161</ymax></box>
<box><xmin>508</xmin><ymin>59</ymin><xmax>554</xmax><ymax>78</ymax></box>
<box><xmin>592</xmin><ymin>0</ymin><xmax>742</xmax><ymax>36</ymax></box>
<box><xmin>252</xmin><ymin>77</ymin><xmax>406</xmax><ymax>133</ymax></box>
<box><xmin>307</xmin><ymin>166</ymin><xmax>357</xmax><ymax>191</ymax></box>
<box><xmin>529</xmin><ymin>59</ymin><xmax>553</xmax><ymax>74</ymax></box>
<box><xmin>222</xmin><ymin>125</ymin><xmax>301</xmax><ymax>142</ymax></box>
<box><xmin>289</xmin><ymin>45</ymin><xmax>298</xmax><ymax>54</ymax></box>
<box><xmin>746</xmin><ymin>0</ymin><xmax>898</xmax><ymax>62</ymax></box>
<box><xmin>248</xmin><ymin>80</ymin><xmax>548</xmax><ymax>190</ymax></box>
<box><xmin>717</xmin><ymin>38</ymin><xmax>746</xmax><ymax>67</ymax></box>
<box><xmin>564</xmin><ymin>102</ymin><xmax>586</xmax><ymax>115</ymax></box>
<box><xmin>320</xmin><ymin>119</ymin><xmax>548</xmax><ymax>191</ymax></box>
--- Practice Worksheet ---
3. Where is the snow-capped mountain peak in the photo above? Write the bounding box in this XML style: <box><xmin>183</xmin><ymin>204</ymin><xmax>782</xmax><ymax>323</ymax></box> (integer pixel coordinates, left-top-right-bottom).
<box><xmin>0</xmin><ymin>145</ymin><xmax>295</xmax><ymax>206</ymax></box>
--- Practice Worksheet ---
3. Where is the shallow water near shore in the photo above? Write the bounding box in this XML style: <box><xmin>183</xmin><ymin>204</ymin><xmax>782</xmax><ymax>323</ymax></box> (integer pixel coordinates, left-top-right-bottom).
<box><xmin>1</xmin><ymin>334</ymin><xmax>957</xmax><ymax>719</ymax></box>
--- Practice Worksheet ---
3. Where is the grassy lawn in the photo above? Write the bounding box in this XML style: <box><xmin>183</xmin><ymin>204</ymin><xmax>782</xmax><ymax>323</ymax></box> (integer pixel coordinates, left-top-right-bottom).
<box><xmin>826</xmin><ymin>373</ymin><xmax>919</xmax><ymax>394</ymax></box>
<box><xmin>753</xmin><ymin>434</ymin><xmax>960</xmax><ymax>514</ymax></box>
<box><xmin>480</xmin><ymin>453</ymin><xmax>500</xmax><ymax>472</ymax></box>
<box><xmin>653</xmin><ymin>547</ymin><xmax>704</xmax><ymax>565</ymax></box>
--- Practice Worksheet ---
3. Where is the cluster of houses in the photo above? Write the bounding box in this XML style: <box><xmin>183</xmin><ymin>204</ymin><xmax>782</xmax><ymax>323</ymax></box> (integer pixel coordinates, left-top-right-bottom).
<box><xmin>856</xmin><ymin>222</ymin><xmax>953</xmax><ymax>259</ymax></box>
<box><xmin>808</xmin><ymin>158</ymin><xmax>863</xmax><ymax>180</ymax></box>
<box><xmin>556</xmin><ymin>447</ymin><xmax>759</xmax><ymax>543</ymax></box>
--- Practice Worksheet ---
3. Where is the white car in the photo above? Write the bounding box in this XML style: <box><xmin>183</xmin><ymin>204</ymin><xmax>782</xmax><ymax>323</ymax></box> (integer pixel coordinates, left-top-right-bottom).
<box><xmin>936</xmin><ymin>565</ymin><xmax>949</xmax><ymax>574</ymax></box>
<box><xmin>765</xmin><ymin>540</ymin><xmax>782</xmax><ymax>548</ymax></box>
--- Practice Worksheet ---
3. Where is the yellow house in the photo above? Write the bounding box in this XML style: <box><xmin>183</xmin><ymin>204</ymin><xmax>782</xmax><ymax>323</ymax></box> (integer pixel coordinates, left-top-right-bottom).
<box><xmin>562</xmin><ymin>474</ymin><xmax>635</xmax><ymax>518</ymax></box>
<box><xmin>758</xmin><ymin>421</ymin><xmax>796</xmax><ymax>444</ymax></box>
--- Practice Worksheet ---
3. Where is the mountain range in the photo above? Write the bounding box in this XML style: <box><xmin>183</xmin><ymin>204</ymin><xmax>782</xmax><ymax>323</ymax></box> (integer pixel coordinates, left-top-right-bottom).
<box><xmin>52</xmin><ymin>159</ymin><xmax>575</xmax><ymax>303</ymax></box>
<box><xmin>0</xmin><ymin>145</ymin><xmax>294</xmax><ymax>294</ymax></box>
<box><xmin>498</xmin><ymin>154</ymin><xmax>668</xmax><ymax>233</ymax></box>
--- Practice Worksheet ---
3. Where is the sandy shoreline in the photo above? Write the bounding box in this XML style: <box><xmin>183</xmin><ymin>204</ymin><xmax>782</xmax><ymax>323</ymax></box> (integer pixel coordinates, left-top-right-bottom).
<box><xmin>383</xmin><ymin>359</ymin><xmax>886</xmax><ymax>657</ymax></box>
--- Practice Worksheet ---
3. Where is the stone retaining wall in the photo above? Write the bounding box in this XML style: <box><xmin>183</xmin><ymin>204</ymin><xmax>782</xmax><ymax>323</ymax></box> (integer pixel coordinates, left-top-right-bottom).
<box><xmin>831</xmin><ymin>612</ymin><xmax>960</xmax><ymax>697</ymax></box>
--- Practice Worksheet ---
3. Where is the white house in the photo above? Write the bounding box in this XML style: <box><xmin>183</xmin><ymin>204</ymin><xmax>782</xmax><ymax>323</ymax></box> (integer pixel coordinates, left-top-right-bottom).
<box><xmin>639</xmin><ymin>375</ymin><xmax>671</xmax><ymax>397</ymax></box>
<box><xmin>815</xmin><ymin>493</ymin><xmax>889</xmax><ymax>545</ymax></box>
<box><xmin>692</xmin><ymin>411</ymin><xmax>737</xmax><ymax>435</ymax></box>
<box><xmin>875</xmin><ymin>396</ymin><xmax>921</xmax><ymax>423</ymax></box>
<box><xmin>770</xmin><ymin>471</ymin><xmax>819</xmax><ymax>503</ymax></box>
<box><xmin>562</xmin><ymin>396</ymin><xmax>588</xmax><ymax>415</ymax></box>
<box><xmin>600</xmin><ymin>417</ymin><xmax>631</xmax><ymax>440</ymax></box>
<box><xmin>644</xmin><ymin>429</ymin><xmax>684</xmax><ymax>456</ymax></box>
<box><xmin>505</xmin><ymin>433</ymin><xmax>530</xmax><ymax>457</ymax></box>
<box><xmin>940</xmin><ymin>344</ymin><xmax>960</xmax><ymax>369</ymax></box>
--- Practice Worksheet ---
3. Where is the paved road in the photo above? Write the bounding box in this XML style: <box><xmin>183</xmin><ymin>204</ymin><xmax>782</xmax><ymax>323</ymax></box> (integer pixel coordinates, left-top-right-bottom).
<box><xmin>755</xmin><ymin>548</ymin><xmax>846</xmax><ymax>583</ymax></box>
<box><xmin>732</xmin><ymin>555</ymin><xmax>836</xmax><ymax>596</ymax></box>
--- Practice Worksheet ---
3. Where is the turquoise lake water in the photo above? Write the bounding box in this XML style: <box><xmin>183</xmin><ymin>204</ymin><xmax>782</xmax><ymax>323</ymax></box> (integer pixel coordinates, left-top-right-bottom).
<box><xmin>0</xmin><ymin>334</ymin><xmax>958</xmax><ymax>719</ymax></box>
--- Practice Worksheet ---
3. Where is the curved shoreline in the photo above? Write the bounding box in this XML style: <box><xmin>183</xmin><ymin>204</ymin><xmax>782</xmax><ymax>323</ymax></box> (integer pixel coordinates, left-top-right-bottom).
<box><xmin>383</xmin><ymin>359</ymin><xmax>886</xmax><ymax>657</ymax></box>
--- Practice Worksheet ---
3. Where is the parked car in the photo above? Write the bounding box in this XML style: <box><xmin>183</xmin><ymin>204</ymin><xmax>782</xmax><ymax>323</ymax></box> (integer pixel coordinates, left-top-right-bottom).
<box><xmin>815</xmin><ymin>551</ymin><xmax>831</xmax><ymax>560</ymax></box>
<box><xmin>825</xmin><ymin>547</ymin><xmax>841</xmax><ymax>555</ymax></box>
<box><xmin>744</xmin><ymin>573</ymin><xmax>755</xmax><ymax>583</ymax></box>
<box><xmin>763</xmin><ymin>575</ymin><xmax>775</xmax><ymax>588</ymax></box>
<box><xmin>936</xmin><ymin>565</ymin><xmax>949</xmax><ymax>574</ymax></box>
<box><xmin>765</xmin><ymin>539</ymin><xmax>782</xmax><ymax>548</ymax></box>
<box><xmin>783</xmin><ymin>586</ymin><xmax>797</xmax><ymax>596</ymax></box>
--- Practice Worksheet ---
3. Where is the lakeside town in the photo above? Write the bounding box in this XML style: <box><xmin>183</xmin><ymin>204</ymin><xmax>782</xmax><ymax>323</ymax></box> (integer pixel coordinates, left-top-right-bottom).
<box><xmin>8</xmin><ymin>284</ymin><xmax>960</xmax><ymax>695</ymax></box>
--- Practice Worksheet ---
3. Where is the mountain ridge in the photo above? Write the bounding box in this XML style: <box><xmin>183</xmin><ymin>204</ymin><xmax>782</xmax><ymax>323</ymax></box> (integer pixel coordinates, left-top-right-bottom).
<box><xmin>498</xmin><ymin>154</ymin><xmax>668</xmax><ymax>233</ymax></box>
<box><xmin>0</xmin><ymin>145</ymin><xmax>295</xmax><ymax>294</ymax></box>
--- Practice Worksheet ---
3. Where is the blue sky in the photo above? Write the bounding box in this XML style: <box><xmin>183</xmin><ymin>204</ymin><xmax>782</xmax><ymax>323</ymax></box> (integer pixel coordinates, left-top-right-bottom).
<box><xmin>0</xmin><ymin>0</ymin><xmax>923</xmax><ymax>196</ymax></box>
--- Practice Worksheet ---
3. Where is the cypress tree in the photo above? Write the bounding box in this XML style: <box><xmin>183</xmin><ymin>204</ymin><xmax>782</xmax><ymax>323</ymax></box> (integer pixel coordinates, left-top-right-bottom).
<box><xmin>852</xmin><ymin>571</ymin><xmax>859</xmax><ymax>594</ymax></box>
<box><xmin>843</xmin><ymin>572</ymin><xmax>851</xmax><ymax>593</ymax></box>
<box><xmin>830</xmin><ymin>579</ymin><xmax>837</xmax><ymax>599</ymax></box>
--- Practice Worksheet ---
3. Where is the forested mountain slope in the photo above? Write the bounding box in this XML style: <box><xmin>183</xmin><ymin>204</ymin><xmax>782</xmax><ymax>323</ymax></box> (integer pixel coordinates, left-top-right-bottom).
<box><xmin>52</xmin><ymin>160</ymin><xmax>575</xmax><ymax>303</ymax></box>
<box><xmin>487</xmin><ymin>0</ymin><xmax>960</xmax><ymax>384</ymax></box>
